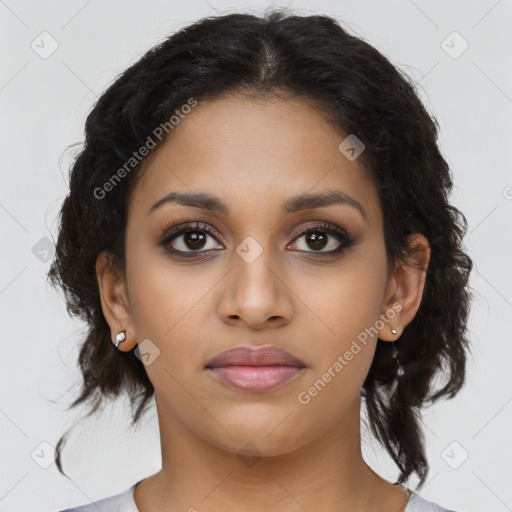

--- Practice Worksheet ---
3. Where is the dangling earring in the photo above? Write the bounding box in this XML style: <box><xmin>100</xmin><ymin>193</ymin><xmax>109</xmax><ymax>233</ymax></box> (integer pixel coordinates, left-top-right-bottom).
<box><xmin>361</xmin><ymin>326</ymin><xmax>404</xmax><ymax>397</ymax></box>
<box><xmin>113</xmin><ymin>329</ymin><xmax>126</xmax><ymax>349</ymax></box>
<box><xmin>391</xmin><ymin>328</ymin><xmax>404</xmax><ymax>377</ymax></box>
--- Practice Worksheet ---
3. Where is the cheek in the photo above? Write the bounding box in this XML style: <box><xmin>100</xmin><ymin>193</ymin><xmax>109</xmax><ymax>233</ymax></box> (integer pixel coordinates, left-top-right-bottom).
<box><xmin>124</xmin><ymin>240</ymin><xmax>220</xmax><ymax>375</ymax></box>
<box><xmin>293</xmin><ymin>274</ymin><xmax>380</xmax><ymax>429</ymax></box>
<box><xmin>125</xmin><ymin>237</ymin><xmax>194</xmax><ymax>335</ymax></box>
<box><xmin>296</xmin><ymin>251</ymin><xmax>387</xmax><ymax>348</ymax></box>
<box><xmin>293</xmin><ymin>247</ymin><xmax>388</xmax><ymax>396</ymax></box>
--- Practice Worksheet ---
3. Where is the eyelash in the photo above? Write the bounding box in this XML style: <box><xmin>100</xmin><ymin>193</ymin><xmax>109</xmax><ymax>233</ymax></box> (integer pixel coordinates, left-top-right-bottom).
<box><xmin>159</xmin><ymin>221</ymin><xmax>356</xmax><ymax>257</ymax></box>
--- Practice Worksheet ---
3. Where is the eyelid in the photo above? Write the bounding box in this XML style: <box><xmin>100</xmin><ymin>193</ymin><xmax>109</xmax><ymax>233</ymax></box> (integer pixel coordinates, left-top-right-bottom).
<box><xmin>291</xmin><ymin>221</ymin><xmax>348</xmax><ymax>239</ymax></box>
<box><xmin>160</xmin><ymin>221</ymin><xmax>224</xmax><ymax>247</ymax></box>
<box><xmin>159</xmin><ymin>219</ymin><xmax>356</xmax><ymax>255</ymax></box>
<box><xmin>287</xmin><ymin>221</ymin><xmax>356</xmax><ymax>252</ymax></box>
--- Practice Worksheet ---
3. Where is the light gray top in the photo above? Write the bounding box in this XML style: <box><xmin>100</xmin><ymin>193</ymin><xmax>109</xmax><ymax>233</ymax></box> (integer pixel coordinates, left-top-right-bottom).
<box><xmin>58</xmin><ymin>481</ymin><xmax>459</xmax><ymax>512</ymax></box>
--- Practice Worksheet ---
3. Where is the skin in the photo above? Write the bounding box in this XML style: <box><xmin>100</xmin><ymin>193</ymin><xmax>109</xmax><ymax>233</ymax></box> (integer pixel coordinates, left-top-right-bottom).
<box><xmin>96</xmin><ymin>93</ymin><xmax>430</xmax><ymax>512</ymax></box>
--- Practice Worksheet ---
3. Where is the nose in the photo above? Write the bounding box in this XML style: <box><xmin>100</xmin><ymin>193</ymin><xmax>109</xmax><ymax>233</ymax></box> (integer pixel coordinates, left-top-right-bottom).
<box><xmin>218</xmin><ymin>252</ymin><xmax>294</xmax><ymax>330</ymax></box>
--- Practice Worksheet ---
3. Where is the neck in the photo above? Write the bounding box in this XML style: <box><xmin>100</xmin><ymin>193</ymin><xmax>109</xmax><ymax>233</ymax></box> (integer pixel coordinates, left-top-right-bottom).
<box><xmin>134</xmin><ymin>393</ymin><xmax>409</xmax><ymax>512</ymax></box>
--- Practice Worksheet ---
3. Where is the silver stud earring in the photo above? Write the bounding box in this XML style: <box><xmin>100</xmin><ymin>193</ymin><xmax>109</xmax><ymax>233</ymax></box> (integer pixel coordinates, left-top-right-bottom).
<box><xmin>391</xmin><ymin>328</ymin><xmax>404</xmax><ymax>377</ymax></box>
<box><xmin>113</xmin><ymin>329</ymin><xmax>126</xmax><ymax>349</ymax></box>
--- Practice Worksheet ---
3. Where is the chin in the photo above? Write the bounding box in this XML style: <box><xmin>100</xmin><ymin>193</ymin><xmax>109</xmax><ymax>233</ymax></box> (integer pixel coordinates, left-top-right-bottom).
<box><xmin>202</xmin><ymin>420</ymin><xmax>312</xmax><ymax>458</ymax></box>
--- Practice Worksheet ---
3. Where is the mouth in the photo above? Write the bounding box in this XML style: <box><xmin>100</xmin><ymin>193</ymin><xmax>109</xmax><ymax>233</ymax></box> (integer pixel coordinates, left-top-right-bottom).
<box><xmin>205</xmin><ymin>345</ymin><xmax>307</xmax><ymax>393</ymax></box>
<box><xmin>205</xmin><ymin>345</ymin><xmax>306</xmax><ymax>369</ymax></box>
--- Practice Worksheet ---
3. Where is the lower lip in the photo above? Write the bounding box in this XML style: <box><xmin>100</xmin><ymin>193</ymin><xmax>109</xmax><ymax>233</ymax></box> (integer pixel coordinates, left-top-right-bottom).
<box><xmin>206</xmin><ymin>365</ymin><xmax>305</xmax><ymax>392</ymax></box>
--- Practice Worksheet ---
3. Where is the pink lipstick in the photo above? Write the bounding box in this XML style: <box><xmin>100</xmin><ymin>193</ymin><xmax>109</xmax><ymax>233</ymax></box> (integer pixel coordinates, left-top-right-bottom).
<box><xmin>205</xmin><ymin>345</ymin><xmax>306</xmax><ymax>392</ymax></box>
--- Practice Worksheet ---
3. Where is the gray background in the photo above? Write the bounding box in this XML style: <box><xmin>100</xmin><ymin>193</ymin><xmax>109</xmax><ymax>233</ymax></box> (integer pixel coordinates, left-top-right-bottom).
<box><xmin>1</xmin><ymin>0</ymin><xmax>511</xmax><ymax>510</ymax></box>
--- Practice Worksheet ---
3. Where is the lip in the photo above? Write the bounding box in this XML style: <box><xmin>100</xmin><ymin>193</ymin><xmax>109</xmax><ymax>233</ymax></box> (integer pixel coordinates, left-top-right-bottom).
<box><xmin>207</xmin><ymin>366</ymin><xmax>305</xmax><ymax>392</ymax></box>
<box><xmin>205</xmin><ymin>345</ymin><xmax>306</xmax><ymax>368</ymax></box>
<box><xmin>205</xmin><ymin>345</ymin><xmax>307</xmax><ymax>393</ymax></box>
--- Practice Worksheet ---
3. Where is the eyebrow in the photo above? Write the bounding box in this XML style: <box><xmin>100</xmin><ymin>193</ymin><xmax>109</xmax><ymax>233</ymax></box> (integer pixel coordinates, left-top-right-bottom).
<box><xmin>148</xmin><ymin>190</ymin><xmax>368</xmax><ymax>223</ymax></box>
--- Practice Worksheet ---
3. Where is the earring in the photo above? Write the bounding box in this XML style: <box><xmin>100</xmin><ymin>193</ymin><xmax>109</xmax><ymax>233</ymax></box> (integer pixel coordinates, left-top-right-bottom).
<box><xmin>391</xmin><ymin>328</ymin><xmax>404</xmax><ymax>377</ymax></box>
<box><xmin>113</xmin><ymin>329</ymin><xmax>126</xmax><ymax>349</ymax></box>
<box><xmin>362</xmin><ymin>327</ymin><xmax>403</xmax><ymax>397</ymax></box>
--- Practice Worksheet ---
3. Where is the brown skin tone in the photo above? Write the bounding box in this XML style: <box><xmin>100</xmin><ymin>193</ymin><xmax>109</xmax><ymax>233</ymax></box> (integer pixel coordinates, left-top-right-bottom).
<box><xmin>96</xmin><ymin>94</ymin><xmax>430</xmax><ymax>512</ymax></box>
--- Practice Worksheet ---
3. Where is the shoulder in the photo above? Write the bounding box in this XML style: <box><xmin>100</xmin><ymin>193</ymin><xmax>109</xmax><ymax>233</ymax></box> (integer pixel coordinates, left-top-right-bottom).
<box><xmin>57</xmin><ymin>483</ymin><xmax>138</xmax><ymax>512</ymax></box>
<box><xmin>405</xmin><ymin>490</ymin><xmax>461</xmax><ymax>512</ymax></box>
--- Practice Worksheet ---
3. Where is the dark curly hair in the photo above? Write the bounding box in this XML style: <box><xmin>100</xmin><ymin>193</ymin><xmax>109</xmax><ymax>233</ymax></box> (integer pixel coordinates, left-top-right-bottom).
<box><xmin>48</xmin><ymin>8</ymin><xmax>474</xmax><ymax>490</ymax></box>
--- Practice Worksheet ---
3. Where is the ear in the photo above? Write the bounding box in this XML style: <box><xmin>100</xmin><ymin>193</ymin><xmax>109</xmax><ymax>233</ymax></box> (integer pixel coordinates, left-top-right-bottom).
<box><xmin>378</xmin><ymin>233</ymin><xmax>431</xmax><ymax>341</ymax></box>
<box><xmin>96</xmin><ymin>250</ymin><xmax>136</xmax><ymax>352</ymax></box>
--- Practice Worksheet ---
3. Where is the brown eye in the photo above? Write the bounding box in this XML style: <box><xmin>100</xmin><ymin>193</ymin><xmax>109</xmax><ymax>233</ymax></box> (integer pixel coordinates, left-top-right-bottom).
<box><xmin>289</xmin><ymin>222</ymin><xmax>356</xmax><ymax>255</ymax></box>
<box><xmin>303</xmin><ymin>231</ymin><xmax>328</xmax><ymax>251</ymax></box>
<box><xmin>181</xmin><ymin>231</ymin><xmax>207</xmax><ymax>250</ymax></box>
<box><xmin>161</xmin><ymin>222</ymin><xmax>223</xmax><ymax>254</ymax></box>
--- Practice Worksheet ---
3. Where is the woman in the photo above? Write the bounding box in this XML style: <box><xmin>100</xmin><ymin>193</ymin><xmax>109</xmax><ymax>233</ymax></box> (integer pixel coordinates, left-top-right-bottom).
<box><xmin>50</xmin><ymin>9</ymin><xmax>472</xmax><ymax>512</ymax></box>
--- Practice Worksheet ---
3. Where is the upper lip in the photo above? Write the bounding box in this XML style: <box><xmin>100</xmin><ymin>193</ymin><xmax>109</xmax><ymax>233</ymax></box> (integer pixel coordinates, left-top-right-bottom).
<box><xmin>205</xmin><ymin>345</ymin><xmax>306</xmax><ymax>368</ymax></box>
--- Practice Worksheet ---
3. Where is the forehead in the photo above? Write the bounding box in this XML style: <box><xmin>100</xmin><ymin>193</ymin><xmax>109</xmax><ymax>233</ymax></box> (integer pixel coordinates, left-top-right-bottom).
<box><xmin>129</xmin><ymin>94</ymin><xmax>382</xmax><ymax>229</ymax></box>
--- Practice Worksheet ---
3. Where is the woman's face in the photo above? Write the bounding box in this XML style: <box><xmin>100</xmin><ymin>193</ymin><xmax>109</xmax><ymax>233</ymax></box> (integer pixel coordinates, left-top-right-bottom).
<box><xmin>114</xmin><ymin>94</ymin><xmax>401</xmax><ymax>455</ymax></box>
